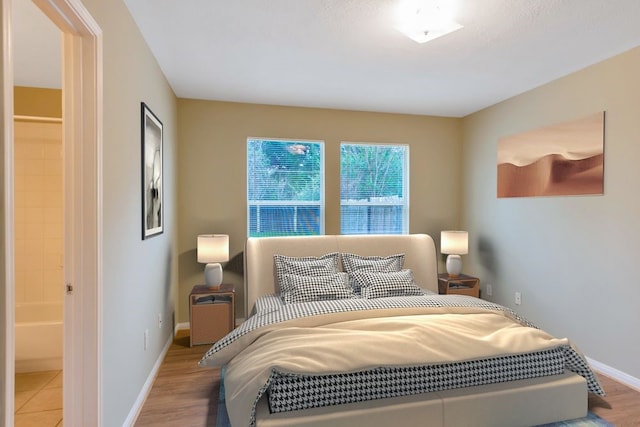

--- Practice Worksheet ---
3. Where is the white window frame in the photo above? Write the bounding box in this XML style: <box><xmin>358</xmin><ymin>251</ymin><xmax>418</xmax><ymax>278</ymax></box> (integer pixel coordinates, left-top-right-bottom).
<box><xmin>340</xmin><ymin>142</ymin><xmax>409</xmax><ymax>235</ymax></box>
<box><xmin>247</xmin><ymin>137</ymin><xmax>325</xmax><ymax>237</ymax></box>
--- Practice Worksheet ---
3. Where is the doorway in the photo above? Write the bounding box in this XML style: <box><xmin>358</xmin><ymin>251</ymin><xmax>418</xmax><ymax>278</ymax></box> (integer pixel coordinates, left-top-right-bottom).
<box><xmin>13</xmin><ymin>115</ymin><xmax>63</xmax><ymax>425</ymax></box>
<box><xmin>1</xmin><ymin>0</ymin><xmax>102</xmax><ymax>425</ymax></box>
<box><xmin>13</xmin><ymin>3</ymin><xmax>65</xmax><ymax>423</ymax></box>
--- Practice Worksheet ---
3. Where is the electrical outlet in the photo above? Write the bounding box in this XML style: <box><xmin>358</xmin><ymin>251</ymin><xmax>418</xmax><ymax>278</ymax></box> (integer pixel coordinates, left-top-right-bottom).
<box><xmin>158</xmin><ymin>313</ymin><xmax>162</xmax><ymax>329</ymax></box>
<box><xmin>515</xmin><ymin>292</ymin><xmax>522</xmax><ymax>305</ymax></box>
<box><xmin>486</xmin><ymin>283</ymin><xmax>493</xmax><ymax>296</ymax></box>
<box><xmin>144</xmin><ymin>329</ymin><xmax>149</xmax><ymax>350</ymax></box>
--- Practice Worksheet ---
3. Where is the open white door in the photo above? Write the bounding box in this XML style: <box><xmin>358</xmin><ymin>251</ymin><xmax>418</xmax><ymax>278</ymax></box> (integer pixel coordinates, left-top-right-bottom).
<box><xmin>2</xmin><ymin>0</ymin><xmax>102</xmax><ymax>425</ymax></box>
<box><xmin>1</xmin><ymin>0</ymin><xmax>15</xmax><ymax>424</ymax></box>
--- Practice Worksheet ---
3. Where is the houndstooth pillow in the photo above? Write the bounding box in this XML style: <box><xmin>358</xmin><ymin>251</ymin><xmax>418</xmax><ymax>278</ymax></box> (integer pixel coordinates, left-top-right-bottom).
<box><xmin>281</xmin><ymin>273</ymin><xmax>354</xmax><ymax>304</ymax></box>
<box><xmin>254</xmin><ymin>294</ymin><xmax>285</xmax><ymax>314</ymax></box>
<box><xmin>341</xmin><ymin>253</ymin><xmax>405</xmax><ymax>293</ymax></box>
<box><xmin>274</xmin><ymin>253</ymin><xmax>340</xmax><ymax>294</ymax></box>
<box><xmin>351</xmin><ymin>269</ymin><xmax>424</xmax><ymax>299</ymax></box>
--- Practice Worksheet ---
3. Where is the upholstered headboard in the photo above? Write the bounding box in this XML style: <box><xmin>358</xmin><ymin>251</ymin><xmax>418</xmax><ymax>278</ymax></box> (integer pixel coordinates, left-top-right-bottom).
<box><xmin>244</xmin><ymin>234</ymin><xmax>439</xmax><ymax>316</ymax></box>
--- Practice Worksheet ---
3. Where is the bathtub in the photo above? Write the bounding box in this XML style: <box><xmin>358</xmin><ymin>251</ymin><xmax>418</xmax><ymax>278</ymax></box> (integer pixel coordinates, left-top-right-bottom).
<box><xmin>15</xmin><ymin>301</ymin><xmax>63</xmax><ymax>373</ymax></box>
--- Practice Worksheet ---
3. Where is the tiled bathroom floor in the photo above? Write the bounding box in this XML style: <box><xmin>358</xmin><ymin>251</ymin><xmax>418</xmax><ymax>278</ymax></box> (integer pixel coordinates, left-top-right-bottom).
<box><xmin>15</xmin><ymin>370</ymin><xmax>62</xmax><ymax>427</ymax></box>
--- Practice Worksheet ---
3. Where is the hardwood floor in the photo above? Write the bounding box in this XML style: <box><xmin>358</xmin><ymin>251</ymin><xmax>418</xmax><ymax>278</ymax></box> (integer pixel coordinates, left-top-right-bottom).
<box><xmin>590</xmin><ymin>374</ymin><xmax>640</xmax><ymax>426</ymax></box>
<box><xmin>134</xmin><ymin>330</ymin><xmax>221</xmax><ymax>426</ymax></box>
<box><xmin>136</xmin><ymin>330</ymin><xmax>640</xmax><ymax>426</ymax></box>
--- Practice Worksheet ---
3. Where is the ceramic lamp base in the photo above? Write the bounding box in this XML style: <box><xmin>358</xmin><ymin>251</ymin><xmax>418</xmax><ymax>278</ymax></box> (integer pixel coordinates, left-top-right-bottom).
<box><xmin>445</xmin><ymin>254</ymin><xmax>462</xmax><ymax>276</ymax></box>
<box><xmin>204</xmin><ymin>263</ymin><xmax>223</xmax><ymax>289</ymax></box>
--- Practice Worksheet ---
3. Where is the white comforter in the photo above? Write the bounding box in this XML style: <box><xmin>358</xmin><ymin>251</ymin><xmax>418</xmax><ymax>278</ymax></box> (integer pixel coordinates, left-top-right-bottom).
<box><xmin>205</xmin><ymin>298</ymin><xmax>594</xmax><ymax>427</ymax></box>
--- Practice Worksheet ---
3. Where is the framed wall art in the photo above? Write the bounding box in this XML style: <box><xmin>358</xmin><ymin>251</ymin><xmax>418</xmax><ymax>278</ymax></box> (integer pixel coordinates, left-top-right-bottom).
<box><xmin>497</xmin><ymin>111</ymin><xmax>605</xmax><ymax>198</ymax></box>
<box><xmin>141</xmin><ymin>102</ymin><xmax>163</xmax><ymax>239</ymax></box>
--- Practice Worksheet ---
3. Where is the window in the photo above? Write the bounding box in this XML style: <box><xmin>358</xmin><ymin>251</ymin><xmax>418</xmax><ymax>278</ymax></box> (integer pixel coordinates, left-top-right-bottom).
<box><xmin>247</xmin><ymin>138</ymin><xmax>324</xmax><ymax>237</ymax></box>
<box><xmin>340</xmin><ymin>143</ymin><xmax>409</xmax><ymax>234</ymax></box>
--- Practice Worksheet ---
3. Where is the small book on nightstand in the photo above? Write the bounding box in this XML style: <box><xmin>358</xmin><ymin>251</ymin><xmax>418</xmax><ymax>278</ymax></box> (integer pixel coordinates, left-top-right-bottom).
<box><xmin>448</xmin><ymin>282</ymin><xmax>470</xmax><ymax>289</ymax></box>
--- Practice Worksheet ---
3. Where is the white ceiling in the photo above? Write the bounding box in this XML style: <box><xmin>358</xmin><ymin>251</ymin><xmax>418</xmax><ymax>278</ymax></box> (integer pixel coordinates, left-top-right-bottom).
<box><xmin>14</xmin><ymin>1</ymin><xmax>640</xmax><ymax>117</ymax></box>
<box><xmin>13</xmin><ymin>0</ymin><xmax>61</xmax><ymax>89</ymax></box>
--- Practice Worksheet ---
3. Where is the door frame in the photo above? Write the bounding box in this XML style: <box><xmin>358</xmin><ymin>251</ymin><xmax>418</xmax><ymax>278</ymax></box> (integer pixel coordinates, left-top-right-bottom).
<box><xmin>1</xmin><ymin>0</ymin><xmax>102</xmax><ymax>425</ymax></box>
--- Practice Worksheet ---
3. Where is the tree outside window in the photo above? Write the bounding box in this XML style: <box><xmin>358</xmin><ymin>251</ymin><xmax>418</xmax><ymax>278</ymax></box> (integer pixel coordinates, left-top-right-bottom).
<box><xmin>340</xmin><ymin>143</ymin><xmax>409</xmax><ymax>234</ymax></box>
<box><xmin>247</xmin><ymin>139</ymin><xmax>324</xmax><ymax>237</ymax></box>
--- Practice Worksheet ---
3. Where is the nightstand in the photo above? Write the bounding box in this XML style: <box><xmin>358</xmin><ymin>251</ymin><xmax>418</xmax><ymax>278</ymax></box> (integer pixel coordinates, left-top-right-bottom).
<box><xmin>438</xmin><ymin>273</ymin><xmax>480</xmax><ymax>298</ymax></box>
<box><xmin>189</xmin><ymin>283</ymin><xmax>235</xmax><ymax>347</ymax></box>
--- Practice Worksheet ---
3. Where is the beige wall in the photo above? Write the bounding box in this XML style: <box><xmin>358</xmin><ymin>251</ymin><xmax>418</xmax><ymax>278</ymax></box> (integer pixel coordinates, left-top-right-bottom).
<box><xmin>462</xmin><ymin>46</ymin><xmax>640</xmax><ymax>380</ymax></box>
<box><xmin>178</xmin><ymin>99</ymin><xmax>462</xmax><ymax>319</ymax></box>
<box><xmin>13</xmin><ymin>120</ymin><xmax>63</xmax><ymax>308</ymax></box>
<box><xmin>13</xmin><ymin>87</ymin><xmax>63</xmax><ymax>309</ymax></box>
<box><xmin>78</xmin><ymin>1</ymin><xmax>179</xmax><ymax>425</ymax></box>
<box><xmin>14</xmin><ymin>86</ymin><xmax>61</xmax><ymax>118</ymax></box>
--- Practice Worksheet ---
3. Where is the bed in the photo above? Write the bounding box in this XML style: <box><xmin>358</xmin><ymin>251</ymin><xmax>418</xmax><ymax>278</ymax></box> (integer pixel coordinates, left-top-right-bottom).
<box><xmin>200</xmin><ymin>234</ymin><xmax>603</xmax><ymax>427</ymax></box>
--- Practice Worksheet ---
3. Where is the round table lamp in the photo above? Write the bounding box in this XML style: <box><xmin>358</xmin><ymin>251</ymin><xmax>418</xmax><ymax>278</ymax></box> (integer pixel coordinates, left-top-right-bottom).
<box><xmin>441</xmin><ymin>231</ymin><xmax>468</xmax><ymax>277</ymax></box>
<box><xmin>197</xmin><ymin>234</ymin><xmax>229</xmax><ymax>289</ymax></box>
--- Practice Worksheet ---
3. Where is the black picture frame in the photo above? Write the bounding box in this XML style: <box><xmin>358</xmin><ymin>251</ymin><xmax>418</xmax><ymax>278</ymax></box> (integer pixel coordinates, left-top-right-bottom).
<box><xmin>141</xmin><ymin>102</ymin><xmax>163</xmax><ymax>239</ymax></box>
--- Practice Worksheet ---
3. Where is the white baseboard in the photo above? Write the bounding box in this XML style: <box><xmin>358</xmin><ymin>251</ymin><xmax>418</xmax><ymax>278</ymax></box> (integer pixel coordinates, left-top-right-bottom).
<box><xmin>175</xmin><ymin>322</ymin><xmax>189</xmax><ymax>333</ymax></box>
<box><xmin>123</xmin><ymin>332</ymin><xmax>174</xmax><ymax>426</ymax></box>
<box><xmin>587</xmin><ymin>356</ymin><xmax>640</xmax><ymax>392</ymax></box>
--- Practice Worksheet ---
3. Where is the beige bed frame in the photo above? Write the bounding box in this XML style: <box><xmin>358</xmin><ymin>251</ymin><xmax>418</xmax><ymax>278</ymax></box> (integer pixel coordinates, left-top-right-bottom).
<box><xmin>243</xmin><ymin>234</ymin><xmax>587</xmax><ymax>427</ymax></box>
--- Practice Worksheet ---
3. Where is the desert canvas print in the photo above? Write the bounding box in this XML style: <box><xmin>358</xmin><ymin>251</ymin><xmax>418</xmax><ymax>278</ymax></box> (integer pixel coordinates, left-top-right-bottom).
<box><xmin>497</xmin><ymin>112</ymin><xmax>604</xmax><ymax>198</ymax></box>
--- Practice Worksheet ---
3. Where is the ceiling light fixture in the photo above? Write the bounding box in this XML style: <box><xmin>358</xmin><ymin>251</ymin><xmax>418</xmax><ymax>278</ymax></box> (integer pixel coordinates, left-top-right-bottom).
<box><xmin>395</xmin><ymin>0</ymin><xmax>463</xmax><ymax>44</ymax></box>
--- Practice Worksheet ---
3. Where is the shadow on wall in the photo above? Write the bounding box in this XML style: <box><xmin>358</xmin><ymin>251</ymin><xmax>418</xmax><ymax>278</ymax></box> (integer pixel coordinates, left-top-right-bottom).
<box><xmin>477</xmin><ymin>235</ymin><xmax>498</xmax><ymax>281</ymax></box>
<box><xmin>179</xmin><ymin>249</ymin><xmax>202</xmax><ymax>283</ymax></box>
<box><xmin>226</xmin><ymin>251</ymin><xmax>244</xmax><ymax>275</ymax></box>
<box><xmin>163</xmin><ymin>246</ymin><xmax>173</xmax><ymax>302</ymax></box>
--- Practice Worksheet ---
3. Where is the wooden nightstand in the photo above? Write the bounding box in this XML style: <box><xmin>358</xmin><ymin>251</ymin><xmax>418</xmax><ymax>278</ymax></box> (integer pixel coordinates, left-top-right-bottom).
<box><xmin>438</xmin><ymin>273</ymin><xmax>480</xmax><ymax>298</ymax></box>
<box><xmin>189</xmin><ymin>283</ymin><xmax>235</xmax><ymax>347</ymax></box>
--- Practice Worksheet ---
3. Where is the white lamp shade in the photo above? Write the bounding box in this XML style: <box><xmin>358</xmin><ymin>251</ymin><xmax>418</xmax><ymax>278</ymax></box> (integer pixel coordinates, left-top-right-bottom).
<box><xmin>441</xmin><ymin>231</ymin><xmax>468</xmax><ymax>255</ymax></box>
<box><xmin>197</xmin><ymin>234</ymin><xmax>229</xmax><ymax>288</ymax></box>
<box><xmin>197</xmin><ymin>234</ymin><xmax>229</xmax><ymax>263</ymax></box>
